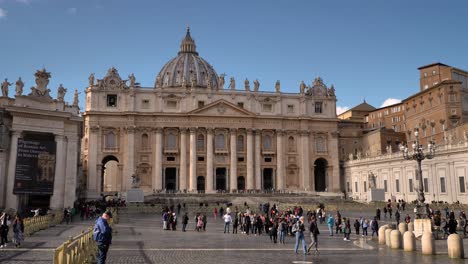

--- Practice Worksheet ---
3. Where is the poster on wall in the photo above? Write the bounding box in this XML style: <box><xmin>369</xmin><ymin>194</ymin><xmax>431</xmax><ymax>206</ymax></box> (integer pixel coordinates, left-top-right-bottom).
<box><xmin>13</xmin><ymin>138</ymin><xmax>57</xmax><ymax>194</ymax></box>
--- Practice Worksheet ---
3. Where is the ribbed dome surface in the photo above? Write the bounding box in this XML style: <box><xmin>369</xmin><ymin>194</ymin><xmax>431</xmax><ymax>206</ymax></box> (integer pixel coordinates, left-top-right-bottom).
<box><xmin>155</xmin><ymin>28</ymin><xmax>219</xmax><ymax>90</ymax></box>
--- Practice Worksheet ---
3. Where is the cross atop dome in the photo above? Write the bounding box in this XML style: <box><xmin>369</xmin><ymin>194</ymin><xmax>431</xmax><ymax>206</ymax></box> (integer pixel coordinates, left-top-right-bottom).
<box><xmin>179</xmin><ymin>26</ymin><xmax>198</xmax><ymax>55</ymax></box>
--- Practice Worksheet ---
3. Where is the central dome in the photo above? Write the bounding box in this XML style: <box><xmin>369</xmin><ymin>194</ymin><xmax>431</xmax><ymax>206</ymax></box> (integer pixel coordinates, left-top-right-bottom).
<box><xmin>155</xmin><ymin>28</ymin><xmax>219</xmax><ymax>90</ymax></box>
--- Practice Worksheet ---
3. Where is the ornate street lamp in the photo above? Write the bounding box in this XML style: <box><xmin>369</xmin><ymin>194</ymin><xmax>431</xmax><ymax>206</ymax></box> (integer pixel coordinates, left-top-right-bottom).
<box><xmin>400</xmin><ymin>128</ymin><xmax>436</xmax><ymax>219</ymax></box>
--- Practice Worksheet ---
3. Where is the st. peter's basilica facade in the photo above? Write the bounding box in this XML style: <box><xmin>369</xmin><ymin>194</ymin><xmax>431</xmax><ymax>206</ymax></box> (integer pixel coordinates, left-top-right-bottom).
<box><xmin>82</xmin><ymin>29</ymin><xmax>340</xmax><ymax>199</ymax></box>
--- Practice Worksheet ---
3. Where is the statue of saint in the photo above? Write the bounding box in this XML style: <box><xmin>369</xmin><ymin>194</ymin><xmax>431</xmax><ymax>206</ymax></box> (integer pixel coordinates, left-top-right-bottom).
<box><xmin>328</xmin><ymin>84</ymin><xmax>335</xmax><ymax>96</ymax></box>
<box><xmin>129</xmin><ymin>73</ymin><xmax>136</xmax><ymax>88</ymax></box>
<box><xmin>275</xmin><ymin>80</ymin><xmax>280</xmax><ymax>93</ymax></box>
<box><xmin>229</xmin><ymin>77</ymin><xmax>235</xmax><ymax>90</ymax></box>
<box><xmin>15</xmin><ymin>77</ymin><xmax>24</xmax><ymax>96</ymax></box>
<box><xmin>131</xmin><ymin>173</ymin><xmax>140</xmax><ymax>188</ymax></box>
<box><xmin>88</xmin><ymin>73</ymin><xmax>95</xmax><ymax>86</ymax></box>
<box><xmin>253</xmin><ymin>79</ymin><xmax>260</xmax><ymax>92</ymax></box>
<box><xmin>73</xmin><ymin>89</ymin><xmax>79</xmax><ymax>107</ymax></box>
<box><xmin>368</xmin><ymin>171</ymin><xmax>377</xmax><ymax>189</ymax></box>
<box><xmin>155</xmin><ymin>75</ymin><xmax>162</xmax><ymax>88</ymax></box>
<box><xmin>57</xmin><ymin>84</ymin><xmax>67</xmax><ymax>102</ymax></box>
<box><xmin>244</xmin><ymin>78</ymin><xmax>250</xmax><ymax>91</ymax></box>
<box><xmin>218</xmin><ymin>74</ymin><xmax>225</xmax><ymax>89</ymax></box>
<box><xmin>300</xmin><ymin>81</ymin><xmax>306</xmax><ymax>94</ymax></box>
<box><xmin>1</xmin><ymin>78</ymin><xmax>12</xmax><ymax>97</ymax></box>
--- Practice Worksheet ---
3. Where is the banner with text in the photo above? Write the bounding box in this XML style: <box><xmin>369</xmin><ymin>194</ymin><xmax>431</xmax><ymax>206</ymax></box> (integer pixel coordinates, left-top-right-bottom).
<box><xmin>13</xmin><ymin>138</ymin><xmax>57</xmax><ymax>195</ymax></box>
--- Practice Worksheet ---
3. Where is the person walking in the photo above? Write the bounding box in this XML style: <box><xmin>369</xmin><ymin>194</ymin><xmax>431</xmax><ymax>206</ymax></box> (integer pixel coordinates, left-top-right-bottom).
<box><xmin>223</xmin><ymin>212</ymin><xmax>232</xmax><ymax>234</ymax></box>
<box><xmin>307</xmin><ymin>216</ymin><xmax>320</xmax><ymax>254</ymax></box>
<box><xmin>12</xmin><ymin>215</ymin><xmax>24</xmax><ymax>248</ymax></box>
<box><xmin>0</xmin><ymin>212</ymin><xmax>10</xmax><ymax>248</ymax></box>
<box><xmin>327</xmin><ymin>214</ymin><xmax>334</xmax><ymax>236</ymax></box>
<box><xmin>93</xmin><ymin>211</ymin><xmax>113</xmax><ymax>264</ymax></box>
<box><xmin>353</xmin><ymin>219</ymin><xmax>360</xmax><ymax>235</ymax></box>
<box><xmin>343</xmin><ymin>219</ymin><xmax>351</xmax><ymax>241</ymax></box>
<box><xmin>362</xmin><ymin>218</ymin><xmax>369</xmax><ymax>237</ymax></box>
<box><xmin>182</xmin><ymin>212</ymin><xmax>189</xmax><ymax>232</ymax></box>
<box><xmin>213</xmin><ymin>207</ymin><xmax>218</xmax><ymax>221</ymax></box>
<box><xmin>279</xmin><ymin>218</ymin><xmax>287</xmax><ymax>244</ymax></box>
<box><xmin>294</xmin><ymin>216</ymin><xmax>307</xmax><ymax>255</ymax></box>
<box><xmin>371</xmin><ymin>217</ymin><xmax>379</xmax><ymax>238</ymax></box>
<box><xmin>395</xmin><ymin>210</ymin><xmax>401</xmax><ymax>225</ymax></box>
<box><xmin>233</xmin><ymin>214</ymin><xmax>239</xmax><ymax>234</ymax></box>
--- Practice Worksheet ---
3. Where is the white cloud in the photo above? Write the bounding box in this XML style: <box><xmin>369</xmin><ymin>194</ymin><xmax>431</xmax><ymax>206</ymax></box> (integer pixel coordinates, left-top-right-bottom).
<box><xmin>0</xmin><ymin>8</ymin><xmax>7</xmax><ymax>18</ymax></box>
<box><xmin>336</xmin><ymin>106</ymin><xmax>349</xmax><ymax>115</ymax></box>
<box><xmin>67</xmin><ymin>7</ymin><xmax>77</xmax><ymax>15</ymax></box>
<box><xmin>380</xmin><ymin>98</ymin><xmax>402</xmax><ymax>108</ymax></box>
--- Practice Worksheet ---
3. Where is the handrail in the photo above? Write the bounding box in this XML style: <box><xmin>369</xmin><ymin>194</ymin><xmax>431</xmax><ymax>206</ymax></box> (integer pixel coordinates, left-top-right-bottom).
<box><xmin>23</xmin><ymin>211</ymin><xmax>64</xmax><ymax>236</ymax></box>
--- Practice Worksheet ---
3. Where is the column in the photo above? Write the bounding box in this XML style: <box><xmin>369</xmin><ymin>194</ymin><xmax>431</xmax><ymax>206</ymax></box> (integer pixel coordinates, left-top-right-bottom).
<box><xmin>153</xmin><ymin>128</ymin><xmax>163</xmax><ymax>191</ymax></box>
<box><xmin>0</xmin><ymin>152</ymin><xmax>7</xmax><ymax>207</ymax></box>
<box><xmin>117</xmin><ymin>164</ymin><xmax>124</xmax><ymax>192</ymax></box>
<box><xmin>189</xmin><ymin>127</ymin><xmax>197</xmax><ymax>191</ymax></box>
<box><xmin>276</xmin><ymin>130</ymin><xmax>285</xmax><ymax>190</ymax></box>
<box><xmin>206</xmin><ymin>128</ymin><xmax>214</xmax><ymax>193</ymax></box>
<box><xmin>246</xmin><ymin>129</ymin><xmax>254</xmax><ymax>190</ymax></box>
<box><xmin>125</xmin><ymin>127</ymin><xmax>136</xmax><ymax>191</ymax></box>
<box><xmin>87</xmin><ymin>126</ymin><xmax>99</xmax><ymax>196</ymax></box>
<box><xmin>50</xmin><ymin>135</ymin><xmax>67</xmax><ymax>209</ymax></box>
<box><xmin>5</xmin><ymin>130</ymin><xmax>21</xmax><ymax>210</ymax></box>
<box><xmin>254</xmin><ymin>129</ymin><xmax>261</xmax><ymax>190</ymax></box>
<box><xmin>300</xmin><ymin>130</ymin><xmax>310</xmax><ymax>191</ymax></box>
<box><xmin>64</xmin><ymin>136</ymin><xmax>78</xmax><ymax>208</ymax></box>
<box><xmin>230</xmin><ymin>128</ymin><xmax>237</xmax><ymax>192</ymax></box>
<box><xmin>179</xmin><ymin>128</ymin><xmax>187</xmax><ymax>191</ymax></box>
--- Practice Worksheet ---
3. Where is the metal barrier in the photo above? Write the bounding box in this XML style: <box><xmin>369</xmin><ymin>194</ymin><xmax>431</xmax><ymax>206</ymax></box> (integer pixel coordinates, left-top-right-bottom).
<box><xmin>23</xmin><ymin>211</ymin><xmax>64</xmax><ymax>236</ymax></box>
<box><xmin>53</xmin><ymin>208</ymin><xmax>118</xmax><ymax>264</ymax></box>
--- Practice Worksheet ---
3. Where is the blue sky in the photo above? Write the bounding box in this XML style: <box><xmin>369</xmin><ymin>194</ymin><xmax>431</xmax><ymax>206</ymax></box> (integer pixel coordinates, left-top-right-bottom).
<box><xmin>1</xmin><ymin>0</ymin><xmax>467</xmax><ymax>112</ymax></box>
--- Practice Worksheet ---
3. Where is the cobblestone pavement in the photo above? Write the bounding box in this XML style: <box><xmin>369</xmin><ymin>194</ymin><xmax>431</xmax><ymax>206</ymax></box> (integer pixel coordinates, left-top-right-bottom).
<box><xmin>1</xmin><ymin>209</ymin><xmax>467</xmax><ymax>263</ymax></box>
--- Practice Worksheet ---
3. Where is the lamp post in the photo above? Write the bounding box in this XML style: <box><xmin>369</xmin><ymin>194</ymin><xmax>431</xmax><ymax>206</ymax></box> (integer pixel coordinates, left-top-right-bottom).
<box><xmin>400</xmin><ymin>128</ymin><xmax>436</xmax><ymax>219</ymax></box>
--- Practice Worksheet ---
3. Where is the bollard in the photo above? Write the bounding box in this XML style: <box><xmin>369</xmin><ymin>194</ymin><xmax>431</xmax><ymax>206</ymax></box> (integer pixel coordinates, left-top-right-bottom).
<box><xmin>385</xmin><ymin>228</ymin><xmax>393</xmax><ymax>247</ymax></box>
<box><xmin>390</xmin><ymin>230</ymin><xmax>402</xmax><ymax>249</ymax></box>
<box><xmin>378</xmin><ymin>226</ymin><xmax>387</xmax><ymax>245</ymax></box>
<box><xmin>421</xmin><ymin>231</ymin><xmax>435</xmax><ymax>255</ymax></box>
<box><xmin>398</xmin><ymin>223</ymin><xmax>407</xmax><ymax>235</ymax></box>
<box><xmin>408</xmin><ymin>222</ymin><xmax>414</xmax><ymax>233</ymax></box>
<box><xmin>447</xmin><ymin>234</ymin><xmax>464</xmax><ymax>259</ymax></box>
<box><xmin>403</xmin><ymin>231</ymin><xmax>416</xmax><ymax>251</ymax></box>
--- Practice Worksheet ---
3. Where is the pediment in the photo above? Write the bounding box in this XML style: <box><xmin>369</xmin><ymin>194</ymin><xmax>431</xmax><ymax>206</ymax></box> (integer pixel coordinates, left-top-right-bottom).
<box><xmin>188</xmin><ymin>99</ymin><xmax>255</xmax><ymax>116</ymax></box>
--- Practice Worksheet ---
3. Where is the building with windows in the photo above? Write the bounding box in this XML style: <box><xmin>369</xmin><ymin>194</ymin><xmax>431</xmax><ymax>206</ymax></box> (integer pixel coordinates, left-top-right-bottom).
<box><xmin>82</xmin><ymin>29</ymin><xmax>340</xmax><ymax>198</ymax></box>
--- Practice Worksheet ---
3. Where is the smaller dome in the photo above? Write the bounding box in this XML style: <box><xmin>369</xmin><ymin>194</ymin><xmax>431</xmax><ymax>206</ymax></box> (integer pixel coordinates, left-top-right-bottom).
<box><xmin>155</xmin><ymin>28</ymin><xmax>219</xmax><ymax>90</ymax></box>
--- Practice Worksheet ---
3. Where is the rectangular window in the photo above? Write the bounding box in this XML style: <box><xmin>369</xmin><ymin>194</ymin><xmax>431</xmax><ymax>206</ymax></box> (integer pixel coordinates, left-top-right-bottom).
<box><xmin>440</xmin><ymin>177</ymin><xmax>446</xmax><ymax>193</ymax></box>
<box><xmin>364</xmin><ymin>181</ymin><xmax>367</xmax><ymax>192</ymax></box>
<box><xmin>423</xmin><ymin>178</ymin><xmax>429</xmax><ymax>192</ymax></box>
<box><xmin>237</xmin><ymin>102</ymin><xmax>244</xmax><ymax>108</ymax></box>
<box><xmin>166</xmin><ymin>100</ymin><xmax>177</xmax><ymax>109</ymax></box>
<box><xmin>384</xmin><ymin>180</ymin><xmax>388</xmax><ymax>192</ymax></box>
<box><xmin>409</xmin><ymin>179</ymin><xmax>413</xmax><ymax>192</ymax></box>
<box><xmin>198</xmin><ymin>101</ymin><xmax>205</xmax><ymax>108</ymax></box>
<box><xmin>107</xmin><ymin>94</ymin><xmax>117</xmax><ymax>107</ymax></box>
<box><xmin>355</xmin><ymin>182</ymin><xmax>358</xmax><ymax>193</ymax></box>
<box><xmin>264</xmin><ymin>157</ymin><xmax>272</xmax><ymax>162</ymax></box>
<box><xmin>459</xmin><ymin>177</ymin><xmax>466</xmax><ymax>193</ymax></box>
<box><xmin>315</xmin><ymin>102</ymin><xmax>322</xmax><ymax>113</ymax></box>
<box><xmin>166</xmin><ymin>156</ymin><xmax>175</xmax><ymax>161</ymax></box>
<box><xmin>237</xmin><ymin>157</ymin><xmax>245</xmax><ymax>162</ymax></box>
<box><xmin>141</xmin><ymin>99</ymin><xmax>150</xmax><ymax>109</ymax></box>
<box><xmin>262</xmin><ymin>103</ymin><xmax>273</xmax><ymax>112</ymax></box>
<box><xmin>396</xmin><ymin>179</ymin><xmax>400</xmax><ymax>193</ymax></box>
<box><xmin>287</xmin><ymin>104</ymin><xmax>294</xmax><ymax>113</ymax></box>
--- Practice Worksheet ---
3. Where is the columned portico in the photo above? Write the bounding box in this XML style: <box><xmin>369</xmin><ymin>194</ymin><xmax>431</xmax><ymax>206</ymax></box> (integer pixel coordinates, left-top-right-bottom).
<box><xmin>276</xmin><ymin>130</ymin><xmax>285</xmax><ymax>190</ymax></box>
<box><xmin>179</xmin><ymin>128</ymin><xmax>188</xmax><ymax>191</ymax></box>
<box><xmin>206</xmin><ymin>128</ymin><xmax>214</xmax><ymax>193</ymax></box>
<box><xmin>5</xmin><ymin>130</ymin><xmax>22</xmax><ymax>209</ymax></box>
<box><xmin>246</xmin><ymin>129</ymin><xmax>254</xmax><ymax>190</ymax></box>
<box><xmin>154</xmin><ymin>128</ymin><xmax>163</xmax><ymax>190</ymax></box>
<box><xmin>254</xmin><ymin>129</ymin><xmax>261</xmax><ymax>190</ymax></box>
<box><xmin>230</xmin><ymin>128</ymin><xmax>237</xmax><ymax>192</ymax></box>
<box><xmin>189</xmin><ymin>127</ymin><xmax>197</xmax><ymax>191</ymax></box>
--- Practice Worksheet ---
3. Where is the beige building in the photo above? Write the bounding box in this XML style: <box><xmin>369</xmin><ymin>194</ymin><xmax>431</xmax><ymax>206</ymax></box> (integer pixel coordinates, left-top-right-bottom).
<box><xmin>0</xmin><ymin>69</ymin><xmax>82</xmax><ymax>210</ymax></box>
<box><xmin>82</xmin><ymin>29</ymin><xmax>341</xmax><ymax>198</ymax></box>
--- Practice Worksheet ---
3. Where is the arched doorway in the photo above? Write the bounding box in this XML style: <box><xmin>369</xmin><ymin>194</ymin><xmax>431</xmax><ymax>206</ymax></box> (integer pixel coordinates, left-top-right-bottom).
<box><xmin>197</xmin><ymin>176</ymin><xmax>205</xmax><ymax>192</ymax></box>
<box><xmin>216</xmin><ymin>168</ymin><xmax>227</xmax><ymax>191</ymax></box>
<box><xmin>237</xmin><ymin>176</ymin><xmax>245</xmax><ymax>191</ymax></box>
<box><xmin>314</xmin><ymin>158</ymin><xmax>327</xmax><ymax>192</ymax></box>
<box><xmin>102</xmin><ymin>155</ymin><xmax>119</xmax><ymax>193</ymax></box>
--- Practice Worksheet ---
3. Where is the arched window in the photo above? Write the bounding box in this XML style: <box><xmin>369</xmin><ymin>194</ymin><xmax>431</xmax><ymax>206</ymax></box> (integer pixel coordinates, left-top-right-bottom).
<box><xmin>197</xmin><ymin>134</ymin><xmax>205</xmax><ymax>151</ymax></box>
<box><xmin>166</xmin><ymin>132</ymin><xmax>177</xmax><ymax>150</ymax></box>
<box><xmin>141</xmin><ymin>134</ymin><xmax>149</xmax><ymax>149</ymax></box>
<box><xmin>105</xmin><ymin>132</ymin><xmax>116</xmax><ymax>149</ymax></box>
<box><xmin>215</xmin><ymin>133</ymin><xmax>225</xmax><ymax>149</ymax></box>
<box><xmin>263</xmin><ymin>135</ymin><xmax>272</xmax><ymax>150</ymax></box>
<box><xmin>237</xmin><ymin>135</ymin><xmax>244</xmax><ymax>152</ymax></box>
<box><xmin>288</xmin><ymin>136</ymin><xmax>295</xmax><ymax>152</ymax></box>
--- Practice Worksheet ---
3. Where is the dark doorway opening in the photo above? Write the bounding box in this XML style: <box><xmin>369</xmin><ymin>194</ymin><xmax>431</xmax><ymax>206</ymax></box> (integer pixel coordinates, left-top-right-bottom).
<box><xmin>197</xmin><ymin>176</ymin><xmax>205</xmax><ymax>191</ymax></box>
<box><xmin>314</xmin><ymin>158</ymin><xmax>327</xmax><ymax>192</ymax></box>
<box><xmin>165</xmin><ymin>167</ymin><xmax>177</xmax><ymax>190</ymax></box>
<box><xmin>216</xmin><ymin>168</ymin><xmax>227</xmax><ymax>191</ymax></box>
<box><xmin>263</xmin><ymin>168</ymin><xmax>273</xmax><ymax>190</ymax></box>
<box><xmin>237</xmin><ymin>176</ymin><xmax>245</xmax><ymax>191</ymax></box>
<box><xmin>101</xmin><ymin>155</ymin><xmax>119</xmax><ymax>193</ymax></box>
